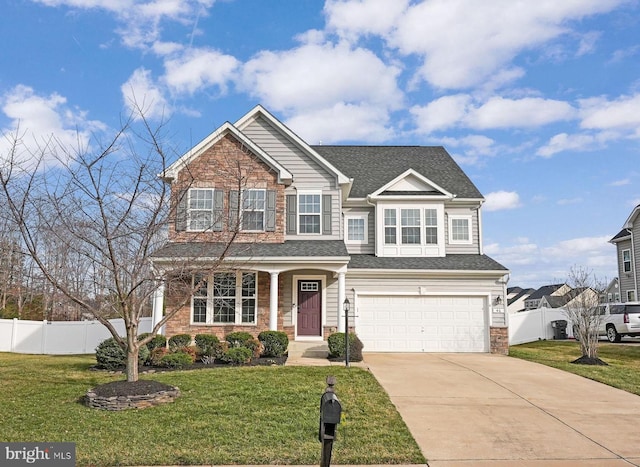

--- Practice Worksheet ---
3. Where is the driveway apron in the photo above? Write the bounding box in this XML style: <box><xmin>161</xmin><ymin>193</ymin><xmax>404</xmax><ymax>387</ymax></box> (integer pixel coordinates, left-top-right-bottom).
<box><xmin>365</xmin><ymin>353</ymin><xmax>640</xmax><ymax>467</ymax></box>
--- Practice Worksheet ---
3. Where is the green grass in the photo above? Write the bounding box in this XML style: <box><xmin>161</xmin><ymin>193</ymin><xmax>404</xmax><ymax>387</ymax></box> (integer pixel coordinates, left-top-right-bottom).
<box><xmin>0</xmin><ymin>353</ymin><xmax>424</xmax><ymax>466</ymax></box>
<box><xmin>510</xmin><ymin>340</ymin><xmax>640</xmax><ymax>396</ymax></box>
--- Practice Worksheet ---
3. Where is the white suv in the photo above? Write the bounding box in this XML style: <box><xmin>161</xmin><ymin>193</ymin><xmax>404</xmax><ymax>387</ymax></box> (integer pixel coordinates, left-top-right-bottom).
<box><xmin>598</xmin><ymin>302</ymin><xmax>640</xmax><ymax>342</ymax></box>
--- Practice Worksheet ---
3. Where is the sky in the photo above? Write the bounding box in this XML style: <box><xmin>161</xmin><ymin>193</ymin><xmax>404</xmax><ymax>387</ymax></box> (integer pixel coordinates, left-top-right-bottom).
<box><xmin>1</xmin><ymin>0</ymin><xmax>639</xmax><ymax>289</ymax></box>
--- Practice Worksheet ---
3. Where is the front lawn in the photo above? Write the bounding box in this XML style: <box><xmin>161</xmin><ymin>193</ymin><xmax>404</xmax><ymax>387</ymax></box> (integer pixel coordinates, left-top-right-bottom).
<box><xmin>510</xmin><ymin>340</ymin><xmax>640</xmax><ymax>396</ymax></box>
<box><xmin>0</xmin><ymin>353</ymin><xmax>424</xmax><ymax>466</ymax></box>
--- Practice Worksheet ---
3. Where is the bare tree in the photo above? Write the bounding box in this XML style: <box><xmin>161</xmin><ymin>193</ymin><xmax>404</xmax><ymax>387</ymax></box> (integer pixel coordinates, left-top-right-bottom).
<box><xmin>0</xmin><ymin>107</ymin><xmax>247</xmax><ymax>382</ymax></box>
<box><xmin>563</xmin><ymin>265</ymin><xmax>607</xmax><ymax>365</ymax></box>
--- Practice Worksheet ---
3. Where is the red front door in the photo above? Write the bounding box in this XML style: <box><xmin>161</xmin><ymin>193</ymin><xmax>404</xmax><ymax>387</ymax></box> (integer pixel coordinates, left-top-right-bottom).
<box><xmin>297</xmin><ymin>280</ymin><xmax>321</xmax><ymax>336</ymax></box>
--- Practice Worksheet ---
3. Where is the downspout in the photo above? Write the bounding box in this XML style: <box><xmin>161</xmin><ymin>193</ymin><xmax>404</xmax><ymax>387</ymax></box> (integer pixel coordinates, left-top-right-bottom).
<box><xmin>478</xmin><ymin>200</ymin><xmax>485</xmax><ymax>255</ymax></box>
<box><xmin>630</xmin><ymin>228</ymin><xmax>639</xmax><ymax>301</ymax></box>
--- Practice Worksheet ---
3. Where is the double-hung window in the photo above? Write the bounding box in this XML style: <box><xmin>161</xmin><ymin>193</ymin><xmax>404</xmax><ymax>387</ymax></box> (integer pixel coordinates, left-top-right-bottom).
<box><xmin>384</xmin><ymin>209</ymin><xmax>397</xmax><ymax>244</ymax></box>
<box><xmin>345</xmin><ymin>214</ymin><xmax>368</xmax><ymax>244</ymax></box>
<box><xmin>424</xmin><ymin>209</ymin><xmax>438</xmax><ymax>244</ymax></box>
<box><xmin>192</xmin><ymin>271</ymin><xmax>257</xmax><ymax>325</ymax></box>
<box><xmin>401</xmin><ymin>209</ymin><xmax>421</xmax><ymax>244</ymax></box>
<box><xmin>242</xmin><ymin>189</ymin><xmax>266</xmax><ymax>231</ymax></box>
<box><xmin>449</xmin><ymin>215</ymin><xmax>471</xmax><ymax>244</ymax></box>
<box><xmin>299</xmin><ymin>193</ymin><xmax>321</xmax><ymax>234</ymax></box>
<box><xmin>623</xmin><ymin>249</ymin><xmax>632</xmax><ymax>273</ymax></box>
<box><xmin>188</xmin><ymin>189</ymin><xmax>213</xmax><ymax>231</ymax></box>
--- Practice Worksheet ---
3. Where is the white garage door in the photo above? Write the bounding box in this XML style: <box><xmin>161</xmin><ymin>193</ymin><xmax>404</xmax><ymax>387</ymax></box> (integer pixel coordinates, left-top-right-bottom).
<box><xmin>357</xmin><ymin>295</ymin><xmax>488</xmax><ymax>352</ymax></box>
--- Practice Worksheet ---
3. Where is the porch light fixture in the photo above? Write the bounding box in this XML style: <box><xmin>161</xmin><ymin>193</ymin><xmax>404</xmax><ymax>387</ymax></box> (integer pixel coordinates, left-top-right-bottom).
<box><xmin>343</xmin><ymin>298</ymin><xmax>350</xmax><ymax>313</ymax></box>
<box><xmin>494</xmin><ymin>296</ymin><xmax>502</xmax><ymax>306</ymax></box>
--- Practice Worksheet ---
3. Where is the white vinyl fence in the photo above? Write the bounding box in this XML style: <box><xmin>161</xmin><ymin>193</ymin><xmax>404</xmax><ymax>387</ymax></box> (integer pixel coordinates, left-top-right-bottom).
<box><xmin>508</xmin><ymin>307</ymin><xmax>575</xmax><ymax>345</ymax></box>
<box><xmin>0</xmin><ymin>317</ymin><xmax>152</xmax><ymax>355</ymax></box>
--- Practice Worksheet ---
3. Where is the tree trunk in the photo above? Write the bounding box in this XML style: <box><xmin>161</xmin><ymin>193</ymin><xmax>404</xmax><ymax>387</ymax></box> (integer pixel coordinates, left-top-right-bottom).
<box><xmin>126</xmin><ymin>345</ymin><xmax>139</xmax><ymax>382</ymax></box>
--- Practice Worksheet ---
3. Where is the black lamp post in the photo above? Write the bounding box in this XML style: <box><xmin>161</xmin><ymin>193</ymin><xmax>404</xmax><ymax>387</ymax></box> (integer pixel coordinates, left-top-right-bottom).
<box><xmin>343</xmin><ymin>298</ymin><xmax>350</xmax><ymax>367</ymax></box>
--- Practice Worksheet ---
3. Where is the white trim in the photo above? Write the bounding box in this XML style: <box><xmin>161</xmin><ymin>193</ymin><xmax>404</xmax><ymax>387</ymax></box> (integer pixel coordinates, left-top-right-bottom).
<box><xmin>292</xmin><ymin>274</ymin><xmax>326</xmax><ymax>339</ymax></box>
<box><xmin>448</xmin><ymin>214</ymin><xmax>473</xmax><ymax>245</ymax></box>
<box><xmin>162</xmin><ymin>122</ymin><xmax>293</xmax><ymax>184</ymax></box>
<box><xmin>376</xmin><ymin>203</ymin><xmax>445</xmax><ymax>257</ymax></box>
<box><xmin>369</xmin><ymin>168</ymin><xmax>454</xmax><ymax>198</ymax></box>
<box><xmin>190</xmin><ymin>271</ymin><xmax>258</xmax><ymax>326</ymax></box>
<box><xmin>344</xmin><ymin>213</ymin><xmax>369</xmax><ymax>245</ymax></box>
<box><xmin>297</xmin><ymin>190</ymin><xmax>322</xmax><ymax>235</ymax></box>
<box><xmin>234</xmin><ymin>105</ymin><xmax>350</xmax><ymax>185</ymax></box>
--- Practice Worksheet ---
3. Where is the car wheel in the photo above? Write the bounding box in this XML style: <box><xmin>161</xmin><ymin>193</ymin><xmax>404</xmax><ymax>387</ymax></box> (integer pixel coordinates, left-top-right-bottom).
<box><xmin>606</xmin><ymin>325</ymin><xmax>622</xmax><ymax>343</ymax></box>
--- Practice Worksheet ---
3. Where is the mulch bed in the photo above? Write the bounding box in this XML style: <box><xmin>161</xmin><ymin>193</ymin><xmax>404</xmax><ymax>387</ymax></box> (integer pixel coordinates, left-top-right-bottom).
<box><xmin>92</xmin><ymin>379</ymin><xmax>176</xmax><ymax>398</ymax></box>
<box><xmin>571</xmin><ymin>355</ymin><xmax>609</xmax><ymax>365</ymax></box>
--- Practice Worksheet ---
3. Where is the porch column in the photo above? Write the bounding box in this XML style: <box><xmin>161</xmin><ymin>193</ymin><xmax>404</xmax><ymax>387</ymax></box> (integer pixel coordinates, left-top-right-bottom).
<box><xmin>151</xmin><ymin>282</ymin><xmax>165</xmax><ymax>334</ymax></box>
<box><xmin>269</xmin><ymin>272</ymin><xmax>279</xmax><ymax>331</ymax></box>
<box><xmin>337</xmin><ymin>272</ymin><xmax>346</xmax><ymax>333</ymax></box>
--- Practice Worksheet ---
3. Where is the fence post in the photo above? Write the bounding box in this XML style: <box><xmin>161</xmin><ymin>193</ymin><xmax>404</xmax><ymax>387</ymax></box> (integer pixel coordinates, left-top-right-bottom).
<box><xmin>11</xmin><ymin>318</ymin><xmax>18</xmax><ymax>352</ymax></box>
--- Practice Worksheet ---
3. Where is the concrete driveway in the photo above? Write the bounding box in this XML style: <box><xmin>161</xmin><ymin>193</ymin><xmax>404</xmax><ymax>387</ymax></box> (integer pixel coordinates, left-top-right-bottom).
<box><xmin>365</xmin><ymin>353</ymin><xmax>640</xmax><ymax>467</ymax></box>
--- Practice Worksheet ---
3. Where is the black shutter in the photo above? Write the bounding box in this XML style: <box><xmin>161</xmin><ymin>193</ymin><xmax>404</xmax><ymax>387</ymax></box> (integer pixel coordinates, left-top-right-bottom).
<box><xmin>266</xmin><ymin>190</ymin><xmax>276</xmax><ymax>232</ymax></box>
<box><xmin>175</xmin><ymin>189</ymin><xmax>188</xmax><ymax>232</ymax></box>
<box><xmin>286</xmin><ymin>194</ymin><xmax>297</xmax><ymax>235</ymax></box>
<box><xmin>322</xmin><ymin>194</ymin><xmax>332</xmax><ymax>235</ymax></box>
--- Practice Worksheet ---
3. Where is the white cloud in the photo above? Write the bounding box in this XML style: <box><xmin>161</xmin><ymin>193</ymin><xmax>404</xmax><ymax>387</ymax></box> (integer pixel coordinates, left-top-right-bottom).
<box><xmin>387</xmin><ymin>0</ymin><xmax>623</xmax><ymax>90</ymax></box>
<box><xmin>285</xmin><ymin>103</ymin><xmax>393</xmax><ymax>144</ymax></box>
<box><xmin>411</xmin><ymin>95</ymin><xmax>471</xmax><ymax>133</ymax></box>
<box><xmin>121</xmin><ymin>68</ymin><xmax>169</xmax><ymax>120</ymax></box>
<box><xmin>163</xmin><ymin>48</ymin><xmax>239</xmax><ymax>95</ymax></box>
<box><xmin>325</xmin><ymin>0</ymin><xmax>409</xmax><ymax>39</ymax></box>
<box><xmin>33</xmin><ymin>0</ymin><xmax>214</xmax><ymax>51</ymax></box>
<box><xmin>467</xmin><ymin>97</ymin><xmax>575</xmax><ymax>129</ymax></box>
<box><xmin>610</xmin><ymin>178</ymin><xmax>630</xmax><ymax>186</ymax></box>
<box><xmin>484</xmin><ymin>191</ymin><xmax>522</xmax><ymax>211</ymax></box>
<box><xmin>557</xmin><ymin>197</ymin><xmax>583</xmax><ymax>205</ymax></box>
<box><xmin>536</xmin><ymin>131</ymin><xmax>613</xmax><ymax>157</ymax></box>
<box><xmin>412</xmin><ymin>95</ymin><xmax>574</xmax><ymax>133</ymax></box>
<box><xmin>241</xmin><ymin>42</ymin><xmax>403</xmax><ymax>113</ymax></box>
<box><xmin>1</xmin><ymin>85</ymin><xmax>105</xmax><ymax>167</ymax></box>
<box><xmin>579</xmin><ymin>93</ymin><xmax>640</xmax><ymax>131</ymax></box>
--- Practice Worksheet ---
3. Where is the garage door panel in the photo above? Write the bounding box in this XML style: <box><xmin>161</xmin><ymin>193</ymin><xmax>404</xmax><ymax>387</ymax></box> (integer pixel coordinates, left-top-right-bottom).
<box><xmin>358</xmin><ymin>295</ymin><xmax>488</xmax><ymax>352</ymax></box>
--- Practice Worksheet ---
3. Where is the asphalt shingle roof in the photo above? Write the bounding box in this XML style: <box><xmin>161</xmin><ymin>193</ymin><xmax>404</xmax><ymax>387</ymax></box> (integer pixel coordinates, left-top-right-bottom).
<box><xmin>348</xmin><ymin>254</ymin><xmax>507</xmax><ymax>271</ymax></box>
<box><xmin>312</xmin><ymin>145</ymin><xmax>483</xmax><ymax>199</ymax></box>
<box><xmin>151</xmin><ymin>240</ymin><xmax>349</xmax><ymax>260</ymax></box>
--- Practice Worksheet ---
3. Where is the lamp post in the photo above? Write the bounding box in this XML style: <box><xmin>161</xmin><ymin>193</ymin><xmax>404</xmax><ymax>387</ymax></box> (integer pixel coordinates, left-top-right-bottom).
<box><xmin>343</xmin><ymin>298</ymin><xmax>350</xmax><ymax>367</ymax></box>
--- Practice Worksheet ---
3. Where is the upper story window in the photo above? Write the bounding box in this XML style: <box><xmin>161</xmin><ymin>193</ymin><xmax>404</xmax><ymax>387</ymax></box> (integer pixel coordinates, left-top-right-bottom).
<box><xmin>299</xmin><ymin>193</ymin><xmax>321</xmax><ymax>234</ymax></box>
<box><xmin>192</xmin><ymin>271</ymin><xmax>257</xmax><ymax>325</ymax></box>
<box><xmin>384</xmin><ymin>208</ymin><xmax>439</xmax><ymax>246</ymax></box>
<box><xmin>424</xmin><ymin>208</ymin><xmax>438</xmax><ymax>244</ymax></box>
<box><xmin>623</xmin><ymin>249</ymin><xmax>632</xmax><ymax>273</ymax></box>
<box><xmin>242</xmin><ymin>189</ymin><xmax>266</xmax><ymax>231</ymax></box>
<box><xmin>449</xmin><ymin>215</ymin><xmax>471</xmax><ymax>244</ymax></box>
<box><xmin>628</xmin><ymin>290</ymin><xmax>636</xmax><ymax>302</ymax></box>
<box><xmin>187</xmin><ymin>188</ymin><xmax>224</xmax><ymax>231</ymax></box>
<box><xmin>345</xmin><ymin>214</ymin><xmax>368</xmax><ymax>244</ymax></box>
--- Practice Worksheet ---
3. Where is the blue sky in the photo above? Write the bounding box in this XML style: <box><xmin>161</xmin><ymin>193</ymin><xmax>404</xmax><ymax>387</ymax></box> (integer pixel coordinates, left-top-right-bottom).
<box><xmin>1</xmin><ymin>0</ymin><xmax>639</xmax><ymax>288</ymax></box>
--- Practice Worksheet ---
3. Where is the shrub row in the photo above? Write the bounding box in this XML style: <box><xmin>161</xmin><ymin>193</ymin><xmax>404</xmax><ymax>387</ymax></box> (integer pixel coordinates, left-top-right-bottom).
<box><xmin>95</xmin><ymin>330</ymin><xmax>289</xmax><ymax>369</ymax></box>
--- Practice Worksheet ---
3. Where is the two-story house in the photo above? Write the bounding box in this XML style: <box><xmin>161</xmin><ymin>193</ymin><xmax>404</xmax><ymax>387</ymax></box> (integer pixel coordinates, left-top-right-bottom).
<box><xmin>150</xmin><ymin>106</ymin><xmax>509</xmax><ymax>353</ymax></box>
<box><xmin>610</xmin><ymin>205</ymin><xmax>640</xmax><ymax>302</ymax></box>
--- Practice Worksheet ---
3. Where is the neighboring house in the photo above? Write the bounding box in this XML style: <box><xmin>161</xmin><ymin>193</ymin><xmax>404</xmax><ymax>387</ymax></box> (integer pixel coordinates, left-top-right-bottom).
<box><xmin>150</xmin><ymin>106</ymin><xmax>509</xmax><ymax>353</ymax></box>
<box><xmin>538</xmin><ymin>287</ymin><xmax>599</xmax><ymax>310</ymax></box>
<box><xmin>602</xmin><ymin>277</ymin><xmax>620</xmax><ymax>303</ymax></box>
<box><xmin>524</xmin><ymin>284</ymin><xmax>570</xmax><ymax>310</ymax></box>
<box><xmin>610</xmin><ymin>204</ymin><xmax>640</xmax><ymax>302</ymax></box>
<box><xmin>507</xmin><ymin>287</ymin><xmax>534</xmax><ymax>313</ymax></box>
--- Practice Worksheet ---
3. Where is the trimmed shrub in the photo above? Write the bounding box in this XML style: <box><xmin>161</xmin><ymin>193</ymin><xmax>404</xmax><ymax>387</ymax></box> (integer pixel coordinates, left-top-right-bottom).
<box><xmin>222</xmin><ymin>346</ymin><xmax>252</xmax><ymax>364</ymax></box>
<box><xmin>195</xmin><ymin>334</ymin><xmax>219</xmax><ymax>355</ymax></box>
<box><xmin>159</xmin><ymin>352</ymin><xmax>193</xmax><ymax>369</ymax></box>
<box><xmin>168</xmin><ymin>333</ymin><xmax>192</xmax><ymax>349</ymax></box>
<box><xmin>226</xmin><ymin>331</ymin><xmax>261</xmax><ymax>358</ymax></box>
<box><xmin>149</xmin><ymin>347</ymin><xmax>169</xmax><ymax>367</ymax></box>
<box><xmin>258</xmin><ymin>330</ymin><xmax>289</xmax><ymax>357</ymax></box>
<box><xmin>327</xmin><ymin>332</ymin><xmax>364</xmax><ymax>362</ymax></box>
<box><xmin>95</xmin><ymin>337</ymin><xmax>150</xmax><ymax>370</ymax></box>
<box><xmin>174</xmin><ymin>345</ymin><xmax>197</xmax><ymax>364</ymax></box>
<box><xmin>146</xmin><ymin>334</ymin><xmax>167</xmax><ymax>352</ymax></box>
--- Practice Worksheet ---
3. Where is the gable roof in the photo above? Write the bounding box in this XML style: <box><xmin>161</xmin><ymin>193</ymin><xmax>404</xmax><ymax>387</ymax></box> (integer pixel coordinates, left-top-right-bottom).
<box><xmin>235</xmin><ymin>105</ymin><xmax>351</xmax><ymax>186</ymax></box>
<box><xmin>527</xmin><ymin>284</ymin><xmax>565</xmax><ymax>301</ymax></box>
<box><xmin>611</xmin><ymin>204</ymin><xmax>640</xmax><ymax>243</ymax></box>
<box><xmin>312</xmin><ymin>145</ymin><xmax>483</xmax><ymax>199</ymax></box>
<box><xmin>161</xmin><ymin>121</ymin><xmax>293</xmax><ymax>184</ymax></box>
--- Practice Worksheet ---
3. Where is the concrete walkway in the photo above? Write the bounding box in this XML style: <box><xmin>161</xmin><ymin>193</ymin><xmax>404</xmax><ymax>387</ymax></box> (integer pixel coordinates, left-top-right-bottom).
<box><xmin>365</xmin><ymin>353</ymin><xmax>640</xmax><ymax>467</ymax></box>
